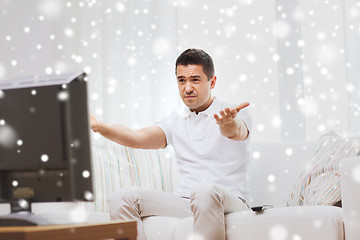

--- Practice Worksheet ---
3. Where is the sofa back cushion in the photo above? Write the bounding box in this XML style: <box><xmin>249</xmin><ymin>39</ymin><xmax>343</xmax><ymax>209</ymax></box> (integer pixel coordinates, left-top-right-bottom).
<box><xmin>285</xmin><ymin>131</ymin><xmax>360</xmax><ymax>206</ymax></box>
<box><xmin>247</xmin><ymin>142</ymin><xmax>313</xmax><ymax>207</ymax></box>
<box><xmin>90</xmin><ymin>137</ymin><xmax>174</xmax><ymax>212</ymax></box>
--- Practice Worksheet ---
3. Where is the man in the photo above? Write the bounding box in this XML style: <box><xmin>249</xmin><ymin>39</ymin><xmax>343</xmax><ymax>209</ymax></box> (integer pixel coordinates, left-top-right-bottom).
<box><xmin>91</xmin><ymin>48</ymin><xmax>252</xmax><ymax>240</ymax></box>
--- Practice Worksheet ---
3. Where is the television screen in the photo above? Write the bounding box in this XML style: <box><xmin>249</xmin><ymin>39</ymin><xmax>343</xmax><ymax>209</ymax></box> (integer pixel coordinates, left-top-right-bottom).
<box><xmin>0</xmin><ymin>72</ymin><xmax>93</xmax><ymax>205</ymax></box>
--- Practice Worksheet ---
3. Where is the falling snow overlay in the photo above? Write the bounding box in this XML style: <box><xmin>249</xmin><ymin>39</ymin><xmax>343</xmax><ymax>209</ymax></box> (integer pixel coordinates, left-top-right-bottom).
<box><xmin>0</xmin><ymin>0</ymin><xmax>359</xmax><ymax>237</ymax></box>
<box><xmin>0</xmin><ymin>0</ymin><xmax>358</xmax><ymax>141</ymax></box>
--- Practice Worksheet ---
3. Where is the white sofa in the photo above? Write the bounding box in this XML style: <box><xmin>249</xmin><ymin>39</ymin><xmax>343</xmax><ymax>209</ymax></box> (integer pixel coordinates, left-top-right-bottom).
<box><xmin>87</xmin><ymin>138</ymin><xmax>356</xmax><ymax>240</ymax></box>
<box><xmin>1</xmin><ymin>137</ymin><xmax>359</xmax><ymax>240</ymax></box>
<box><xmin>141</xmin><ymin>142</ymin><xmax>345</xmax><ymax>240</ymax></box>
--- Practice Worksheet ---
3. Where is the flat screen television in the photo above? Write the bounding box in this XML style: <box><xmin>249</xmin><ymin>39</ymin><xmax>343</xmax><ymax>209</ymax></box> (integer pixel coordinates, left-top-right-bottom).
<box><xmin>0</xmin><ymin>72</ymin><xmax>93</xmax><ymax>225</ymax></box>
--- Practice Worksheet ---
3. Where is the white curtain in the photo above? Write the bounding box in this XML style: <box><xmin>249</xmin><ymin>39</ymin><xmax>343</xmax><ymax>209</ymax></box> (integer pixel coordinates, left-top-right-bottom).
<box><xmin>63</xmin><ymin>0</ymin><xmax>181</xmax><ymax>127</ymax></box>
<box><xmin>0</xmin><ymin>0</ymin><xmax>180</xmax><ymax>129</ymax></box>
<box><xmin>1</xmin><ymin>0</ymin><xmax>359</xmax><ymax>141</ymax></box>
<box><xmin>342</xmin><ymin>0</ymin><xmax>360</xmax><ymax>137</ymax></box>
<box><xmin>298</xmin><ymin>0</ymin><xmax>360</xmax><ymax>139</ymax></box>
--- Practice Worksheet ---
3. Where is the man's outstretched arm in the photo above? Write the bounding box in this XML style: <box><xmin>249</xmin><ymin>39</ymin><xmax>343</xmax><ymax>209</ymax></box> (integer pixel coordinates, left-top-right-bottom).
<box><xmin>213</xmin><ymin>102</ymin><xmax>250</xmax><ymax>141</ymax></box>
<box><xmin>90</xmin><ymin>115</ymin><xmax>167</xmax><ymax>149</ymax></box>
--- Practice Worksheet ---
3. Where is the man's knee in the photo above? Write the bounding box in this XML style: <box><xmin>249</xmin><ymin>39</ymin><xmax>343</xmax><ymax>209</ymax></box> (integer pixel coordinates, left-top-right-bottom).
<box><xmin>109</xmin><ymin>186</ymin><xmax>140</xmax><ymax>219</ymax></box>
<box><xmin>190</xmin><ymin>183</ymin><xmax>224</xmax><ymax>209</ymax></box>
<box><xmin>109</xmin><ymin>187</ymin><xmax>139</xmax><ymax>205</ymax></box>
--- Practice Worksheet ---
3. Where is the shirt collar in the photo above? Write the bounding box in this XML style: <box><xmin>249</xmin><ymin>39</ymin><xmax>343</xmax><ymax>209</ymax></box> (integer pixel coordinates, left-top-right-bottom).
<box><xmin>181</xmin><ymin>97</ymin><xmax>221</xmax><ymax>119</ymax></box>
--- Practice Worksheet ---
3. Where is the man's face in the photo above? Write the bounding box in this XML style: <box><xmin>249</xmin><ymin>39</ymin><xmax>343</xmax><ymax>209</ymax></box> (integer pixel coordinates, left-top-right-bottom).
<box><xmin>176</xmin><ymin>64</ymin><xmax>216</xmax><ymax>113</ymax></box>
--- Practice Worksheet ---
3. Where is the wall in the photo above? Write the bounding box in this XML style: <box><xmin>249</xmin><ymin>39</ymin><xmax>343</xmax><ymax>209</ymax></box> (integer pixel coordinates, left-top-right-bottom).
<box><xmin>0</xmin><ymin>0</ymin><xmax>359</xmax><ymax>142</ymax></box>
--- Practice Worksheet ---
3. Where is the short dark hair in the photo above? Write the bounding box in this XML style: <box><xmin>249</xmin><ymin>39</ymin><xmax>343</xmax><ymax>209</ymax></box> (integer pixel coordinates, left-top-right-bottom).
<box><xmin>175</xmin><ymin>48</ymin><xmax>215</xmax><ymax>80</ymax></box>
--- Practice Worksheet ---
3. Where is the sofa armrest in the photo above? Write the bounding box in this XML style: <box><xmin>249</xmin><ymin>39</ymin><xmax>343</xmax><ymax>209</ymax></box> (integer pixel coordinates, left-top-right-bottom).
<box><xmin>340</xmin><ymin>156</ymin><xmax>360</xmax><ymax>240</ymax></box>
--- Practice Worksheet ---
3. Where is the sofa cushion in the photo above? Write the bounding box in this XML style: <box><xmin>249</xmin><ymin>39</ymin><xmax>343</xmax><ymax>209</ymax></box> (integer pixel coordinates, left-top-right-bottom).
<box><xmin>226</xmin><ymin>206</ymin><xmax>343</xmax><ymax>240</ymax></box>
<box><xmin>143</xmin><ymin>206</ymin><xmax>343</xmax><ymax>240</ymax></box>
<box><xmin>91</xmin><ymin>137</ymin><xmax>174</xmax><ymax>212</ymax></box>
<box><xmin>285</xmin><ymin>131</ymin><xmax>360</xmax><ymax>206</ymax></box>
<box><xmin>143</xmin><ymin>216</ymin><xmax>180</xmax><ymax>240</ymax></box>
<box><xmin>247</xmin><ymin>142</ymin><xmax>313</xmax><ymax>207</ymax></box>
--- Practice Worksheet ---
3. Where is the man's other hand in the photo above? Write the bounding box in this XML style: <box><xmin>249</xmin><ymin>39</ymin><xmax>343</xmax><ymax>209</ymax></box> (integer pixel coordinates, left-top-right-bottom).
<box><xmin>213</xmin><ymin>102</ymin><xmax>249</xmax><ymax>126</ymax></box>
<box><xmin>90</xmin><ymin>114</ymin><xmax>100</xmax><ymax>132</ymax></box>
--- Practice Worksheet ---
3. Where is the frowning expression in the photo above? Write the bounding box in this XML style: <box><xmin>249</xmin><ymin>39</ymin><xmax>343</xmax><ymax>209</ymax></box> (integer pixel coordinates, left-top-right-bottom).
<box><xmin>176</xmin><ymin>64</ymin><xmax>216</xmax><ymax>113</ymax></box>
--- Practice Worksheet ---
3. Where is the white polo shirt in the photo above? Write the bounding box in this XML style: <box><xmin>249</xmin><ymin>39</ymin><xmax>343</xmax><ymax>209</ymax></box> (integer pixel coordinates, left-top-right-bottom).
<box><xmin>156</xmin><ymin>97</ymin><xmax>252</xmax><ymax>200</ymax></box>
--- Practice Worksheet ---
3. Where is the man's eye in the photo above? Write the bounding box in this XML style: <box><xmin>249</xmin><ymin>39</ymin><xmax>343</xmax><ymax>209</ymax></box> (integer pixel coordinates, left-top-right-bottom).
<box><xmin>178</xmin><ymin>79</ymin><xmax>185</xmax><ymax>83</ymax></box>
<box><xmin>193</xmin><ymin>79</ymin><xmax>200</xmax><ymax>82</ymax></box>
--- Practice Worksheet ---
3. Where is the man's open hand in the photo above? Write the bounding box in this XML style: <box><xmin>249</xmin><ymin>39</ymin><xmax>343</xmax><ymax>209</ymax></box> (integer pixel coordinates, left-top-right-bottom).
<box><xmin>213</xmin><ymin>102</ymin><xmax>249</xmax><ymax>140</ymax></box>
<box><xmin>213</xmin><ymin>102</ymin><xmax>249</xmax><ymax>126</ymax></box>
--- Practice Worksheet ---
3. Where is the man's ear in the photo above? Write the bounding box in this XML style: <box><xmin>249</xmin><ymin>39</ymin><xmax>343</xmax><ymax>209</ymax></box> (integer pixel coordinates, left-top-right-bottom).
<box><xmin>210</xmin><ymin>76</ymin><xmax>217</xmax><ymax>89</ymax></box>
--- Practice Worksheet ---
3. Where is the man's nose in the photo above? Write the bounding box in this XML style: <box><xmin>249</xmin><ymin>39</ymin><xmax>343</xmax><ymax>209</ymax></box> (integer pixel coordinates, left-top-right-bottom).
<box><xmin>185</xmin><ymin>82</ymin><xmax>193</xmax><ymax>93</ymax></box>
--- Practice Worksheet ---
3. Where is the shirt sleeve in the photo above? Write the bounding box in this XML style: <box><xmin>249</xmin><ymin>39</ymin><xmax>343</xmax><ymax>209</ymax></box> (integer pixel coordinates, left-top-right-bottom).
<box><xmin>155</xmin><ymin>113</ymin><xmax>174</xmax><ymax>146</ymax></box>
<box><xmin>237</xmin><ymin>106</ymin><xmax>252</xmax><ymax>137</ymax></box>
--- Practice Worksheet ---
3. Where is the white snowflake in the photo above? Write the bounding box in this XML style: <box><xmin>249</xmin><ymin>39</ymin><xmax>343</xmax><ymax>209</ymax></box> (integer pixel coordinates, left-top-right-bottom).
<box><xmin>57</xmin><ymin>91</ymin><xmax>69</xmax><ymax>101</ymax></box>
<box><xmin>152</xmin><ymin>37</ymin><xmax>170</xmax><ymax>56</ymax></box>
<box><xmin>292</xmin><ymin>234</ymin><xmax>303</xmax><ymax>240</ymax></box>
<box><xmin>95</xmin><ymin>108</ymin><xmax>103</xmax><ymax>116</ymax></box>
<box><xmin>238</xmin><ymin>0</ymin><xmax>253</xmax><ymax>5</ymax></box>
<box><xmin>84</xmin><ymin>66</ymin><xmax>92</xmax><ymax>74</ymax></box>
<box><xmin>187</xmin><ymin>233</ymin><xmax>204</xmax><ymax>240</ymax></box>
<box><xmin>298</xmin><ymin>98</ymin><xmax>318</xmax><ymax>117</ymax></box>
<box><xmin>257</xmin><ymin>124</ymin><xmax>265</xmax><ymax>132</ymax></box>
<box><xmin>11</xmin><ymin>60</ymin><xmax>17</xmax><ymax>66</ymax></box>
<box><xmin>271</xmin><ymin>115</ymin><xmax>282</xmax><ymax>128</ymax></box>
<box><xmin>91</xmin><ymin>93</ymin><xmax>99</xmax><ymax>101</ymax></box>
<box><xmin>351</xmin><ymin>164</ymin><xmax>360</xmax><ymax>183</ymax></box>
<box><xmin>313</xmin><ymin>219</ymin><xmax>323</xmax><ymax>228</ymax></box>
<box><xmin>267</xmin><ymin>174</ymin><xmax>276</xmax><ymax>183</ymax></box>
<box><xmin>41</xmin><ymin>154</ymin><xmax>49</xmax><ymax>162</ymax></box>
<box><xmin>45</xmin><ymin>67</ymin><xmax>53</xmax><ymax>74</ymax></box>
<box><xmin>269</xmin><ymin>224</ymin><xmax>288</xmax><ymax>240</ymax></box>
<box><xmin>252</xmin><ymin>151</ymin><xmax>261</xmax><ymax>159</ymax></box>
<box><xmin>286</xmin><ymin>67</ymin><xmax>294</xmax><ymax>75</ymax></box>
<box><xmin>107</xmin><ymin>86</ymin><xmax>115</xmax><ymax>94</ymax></box>
<box><xmin>38</xmin><ymin>0</ymin><xmax>63</xmax><ymax>18</ymax></box>
<box><xmin>272</xmin><ymin>54</ymin><xmax>280</xmax><ymax>62</ymax></box>
<box><xmin>82</xmin><ymin>170</ymin><xmax>90</xmax><ymax>178</ymax></box>
<box><xmin>224</xmin><ymin>24</ymin><xmax>237</xmax><ymax>37</ymax></box>
<box><xmin>246</xmin><ymin>53</ymin><xmax>256</xmax><ymax>63</ymax></box>
<box><xmin>64</xmin><ymin>27</ymin><xmax>74</xmax><ymax>38</ymax></box>
<box><xmin>70</xmin><ymin>206</ymin><xmax>89</xmax><ymax>223</ymax></box>
<box><xmin>84</xmin><ymin>191</ymin><xmax>93</xmax><ymax>201</ymax></box>
<box><xmin>18</xmin><ymin>199</ymin><xmax>29</xmax><ymax>209</ymax></box>
<box><xmin>297</xmin><ymin>39</ymin><xmax>305</xmax><ymax>47</ymax></box>
<box><xmin>320</xmin><ymin>67</ymin><xmax>328</xmax><ymax>75</ymax></box>
<box><xmin>71</xmin><ymin>55</ymin><xmax>83</xmax><ymax>63</ymax></box>
<box><xmin>318</xmin><ymin>124</ymin><xmax>326</xmax><ymax>132</ymax></box>
<box><xmin>12</xmin><ymin>180</ymin><xmax>19</xmax><ymax>187</ymax></box>
<box><xmin>0</xmin><ymin>125</ymin><xmax>18</xmax><ymax>149</ymax></box>
<box><xmin>272</xmin><ymin>20</ymin><xmax>290</xmax><ymax>39</ymax></box>
<box><xmin>127</xmin><ymin>57</ymin><xmax>137</xmax><ymax>67</ymax></box>
<box><xmin>345</xmin><ymin>83</ymin><xmax>355</xmax><ymax>93</ymax></box>
<box><xmin>285</xmin><ymin>148</ymin><xmax>293</xmax><ymax>156</ymax></box>
<box><xmin>17</xmin><ymin>140</ymin><xmax>23</xmax><ymax>146</ymax></box>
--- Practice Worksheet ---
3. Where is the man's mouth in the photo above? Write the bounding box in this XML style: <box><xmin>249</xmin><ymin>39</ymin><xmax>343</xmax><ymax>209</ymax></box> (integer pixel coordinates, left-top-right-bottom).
<box><xmin>184</xmin><ymin>95</ymin><xmax>196</xmax><ymax>99</ymax></box>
